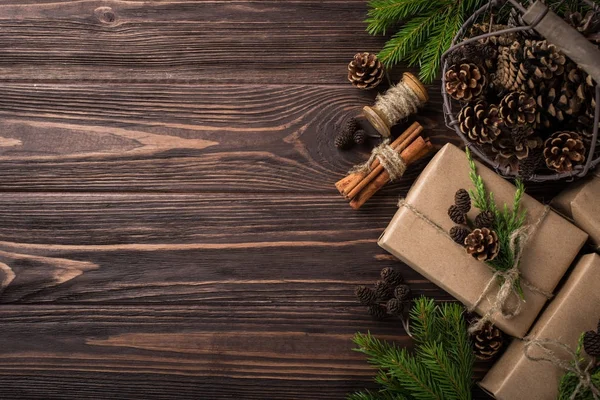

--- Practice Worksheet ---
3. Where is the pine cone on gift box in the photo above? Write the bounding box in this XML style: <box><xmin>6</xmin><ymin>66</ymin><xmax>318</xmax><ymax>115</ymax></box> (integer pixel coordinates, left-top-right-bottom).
<box><xmin>393</xmin><ymin>284</ymin><xmax>411</xmax><ymax>302</ymax></box>
<box><xmin>448</xmin><ymin>204</ymin><xmax>467</xmax><ymax>225</ymax></box>
<box><xmin>348</xmin><ymin>52</ymin><xmax>385</xmax><ymax>90</ymax></box>
<box><xmin>583</xmin><ymin>320</ymin><xmax>600</xmax><ymax>357</ymax></box>
<box><xmin>543</xmin><ymin>131</ymin><xmax>587</xmax><ymax>172</ymax></box>
<box><xmin>454</xmin><ymin>189</ymin><xmax>472</xmax><ymax>214</ymax></box>
<box><xmin>445</xmin><ymin>63</ymin><xmax>487</xmax><ymax>102</ymax></box>
<box><xmin>380</xmin><ymin>267</ymin><xmax>403</xmax><ymax>288</ymax></box>
<box><xmin>471</xmin><ymin>322</ymin><xmax>505</xmax><ymax>360</ymax></box>
<box><xmin>499</xmin><ymin>91</ymin><xmax>537</xmax><ymax>127</ymax></box>
<box><xmin>458</xmin><ymin>101</ymin><xmax>503</xmax><ymax>145</ymax></box>
<box><xmin>355</xmin><ymin>285</ymin><xmax>378</xmax><ymax>306</ymax></box>
<box><xmin>475</xmin><ymin>210</ymin><xmax>495</xmax><ymax>229</ymax></box>
<box><xmin>450</xmin><ymin>225</ymin><xmax>471</xmax><ymax>245</ymax></box>
<box><xmin>470</xmin><ymin>23</ymin><xmax>517</xmax><ymax>47</ymax></box>
<box><xmin>465</xmin><ymin>228</ymin><xmax>500</xmax><ymax>261</ymax></box>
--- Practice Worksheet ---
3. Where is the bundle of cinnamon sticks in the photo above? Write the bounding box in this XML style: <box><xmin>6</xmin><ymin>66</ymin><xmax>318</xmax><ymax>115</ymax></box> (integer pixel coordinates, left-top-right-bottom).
<box><xmin>335</xmin><ymin>122</ymin><xmax>432</xmax><ymax>210</ymax></box>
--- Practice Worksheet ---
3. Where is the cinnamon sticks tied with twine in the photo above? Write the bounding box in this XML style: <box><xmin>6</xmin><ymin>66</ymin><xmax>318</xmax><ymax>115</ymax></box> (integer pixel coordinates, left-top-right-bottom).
<box><xmin>335</xmin><ymin>122</ymin><xmax>432</xmax><ymax>209</ymax></box>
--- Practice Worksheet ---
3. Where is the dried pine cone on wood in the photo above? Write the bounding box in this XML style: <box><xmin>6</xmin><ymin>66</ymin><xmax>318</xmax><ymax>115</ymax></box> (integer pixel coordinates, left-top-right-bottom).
<box><xmin>348</xmin><ymin>53</ymin><xmax>384</xmax><ymax>90</ymax></box>
<box><xmin>465</xmin><ymin>228</ymin><xmax>500</xmax><ymax>261</ymax></box>
<box><xmin>445</xmin><ymin>63</ymin><xmax>487</xmax><ymax>102</ymax></box>
<box><xmin>543</xmin><ymin>131</ymin><xmax>587</xmax><ymax>172</ymax></box>
<box><xmin>458</xmin><ymin>101</ymin><xmax>503</xmax><ymax>145</ymax></box>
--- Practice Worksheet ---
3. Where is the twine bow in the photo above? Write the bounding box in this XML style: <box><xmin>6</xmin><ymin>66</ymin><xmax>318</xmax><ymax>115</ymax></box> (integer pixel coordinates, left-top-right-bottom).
<box><xmin>468</xmin><ymin>207</ymin><xmax>553</xmax><ymax>333</ymax></box>
<box><xmin>349</xmin><ymin>139</ymin><xmax>407</xmax><ymax>181</ymax></box>
<box><xmin>523</xmin><ymin>337</ymin><xmax>600</xmax><ymax>400</ymax></box>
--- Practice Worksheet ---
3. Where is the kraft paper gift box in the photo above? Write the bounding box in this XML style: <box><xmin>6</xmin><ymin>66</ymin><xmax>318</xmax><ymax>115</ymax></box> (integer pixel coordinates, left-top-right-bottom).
<box><xmin>552</xmin><ymin>173</ymin><xmax>600</xmax><ymax>247</ymax></box>
<box><xmin>480</xmin><ymin>253</ymin><xmax>600</xmax><ymax>400</ymax></box>
<box><xmin>378</xmin><ymin>143</ymin><xmax>588</xmax><ymax>338</ymax></box>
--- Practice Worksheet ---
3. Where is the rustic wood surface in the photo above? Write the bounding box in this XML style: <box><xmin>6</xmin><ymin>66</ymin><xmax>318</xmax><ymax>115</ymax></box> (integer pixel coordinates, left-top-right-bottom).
<box><xmin>0</xmin><ymin>1</ymin><xmax>570</xmax><ymax>399</ymax></box>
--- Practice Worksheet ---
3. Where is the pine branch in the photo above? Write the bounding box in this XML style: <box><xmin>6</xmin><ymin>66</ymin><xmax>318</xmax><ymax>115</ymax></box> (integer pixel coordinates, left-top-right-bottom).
<box><xmin>366</xmin><ymin>0</ymin><xmax>439</xmax><ymax>35</ymax></box>
<box><xmin>416</xmin><ymin>341</ymin><xmax>464</xmax><ymax>400</ymax></box>
<box><xmin>466</xmin><ymin>147</ymin><xmax>489</xmax><ymax>211</ymax></box>
<box><xmin>347</xmin><ymin>389</ymin><xmax>408</xmax><ymax>400</ymax></box>
<box><xmin>408</xmin><ymin>297</ymin><xmax>438</xmax><ymax>345</ymax></box>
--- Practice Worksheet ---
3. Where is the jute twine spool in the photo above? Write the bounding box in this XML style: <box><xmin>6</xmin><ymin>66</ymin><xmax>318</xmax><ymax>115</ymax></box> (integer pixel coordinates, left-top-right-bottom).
<box><xmin>363</xmin><ymin>72</ymin><xmax>428</xmax><ymax>138</ymax></box>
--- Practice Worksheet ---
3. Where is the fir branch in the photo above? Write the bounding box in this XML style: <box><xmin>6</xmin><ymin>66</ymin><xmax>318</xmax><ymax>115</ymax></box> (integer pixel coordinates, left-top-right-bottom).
<box><xmin>409</xmin><ymin>297</ymin><xmax>438</xmax><ymax>345</ymax></box>
<box><xmin>347</xmin><ymin>389</ymin><xmax>407</xmax><ymax>400</ymax></box>
<box><xmin>366</xmin><ymin>0</ymin><xmax>438</xmax><ymax>35</ymax></box>
<box><xmin>466</xmin><ymin>147</ymin><xmax>489</xmax><ymax>211</ymax></box>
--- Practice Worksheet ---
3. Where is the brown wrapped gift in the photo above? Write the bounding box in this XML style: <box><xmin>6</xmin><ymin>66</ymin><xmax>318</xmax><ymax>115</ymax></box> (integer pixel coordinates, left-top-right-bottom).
<box><xmin>378</xmin><ymin>144</ymin><xmax>588</xmax><ymax>338</ymax></box>
<box><xmin>552</xmin><ymin>173</ymin><xmax>600</xmax><ymax>247</ymax></box>
<box><xmin>480</xmin><ymin>253</ymin><xmax>600</xmax><ymax>400</ymax></box>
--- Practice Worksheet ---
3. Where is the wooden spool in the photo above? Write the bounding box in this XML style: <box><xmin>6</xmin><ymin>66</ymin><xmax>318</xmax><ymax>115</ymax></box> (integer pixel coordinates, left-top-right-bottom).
<box><xmin>363</xmin><ymin>72</ymin><xmax>429</xmax><ymax>138</ymax></box>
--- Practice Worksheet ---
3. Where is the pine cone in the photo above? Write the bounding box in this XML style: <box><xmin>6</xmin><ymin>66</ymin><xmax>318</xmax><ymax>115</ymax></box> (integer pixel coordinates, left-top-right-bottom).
<box><xmin>445</xmin><ymin>63</ymin><xmax>487</xmax><ymax>102</ymax></box>
<box><xmin>471</xmin><ymin>322</ymin><xmax>504</xmax><ymax>360</ymax></box>
<box><xmin>470</xmin><ymin>23</ymin><xmax>517</xmax><ymax>47</ymax></box>
<box><xmin>448</xmin><ymin>204</ymin><xmax>467</xmax><ymax>225</ymax></box>
<box><xmin>475</xmin><ymin>210</ymin><xmax>495</xmax><ymax>229</ymax></box>
<box><xmin>393</xmin><ymin>284</ymin><xmax>411</xmax><ymax>302</ymax></box>
<box><xmin>522</xmin><ymin>40</ymin><xmax>566</xmax><ymax>82</ymax></box>
<box><xmin>345</xmin><ymin>117</ymin><xmax>359</xmax><ymax>134</ymax></box>
<box><xmin>454</xmin><ymin>189</ymin><xmax>471</xmax><ymax>214</ymax></box>
<box><xmin>353</xmin><ymin>129</ymin><xmax>367</xmax><ymax>145</ymax></box>
<box><xmin>583</xmin><ymin>320</ymin><xmax>600</xmax><ymax>357</ymax></box>
<box><xmin>446</xmin><ymin>42</ymin><xmax>497</xmax><ymax>70</ymax></box>
<box><xmin>367</xmin><ymin>304</ymin><xmax>388</xmax><ymax>320</ymax></box>
<box><xmin>380</xmin><ymin>267</ymin><xmax>403</xmax><ymax>287</ymax></box>
<box><xmin>334</xmin><ymin>130</ymin><xmax>354</xmax><ymax>150</ymax></box>
<box><xmin>543</xmin><ymin>131</ymin><xmax>587</xmax><ymax>172</ymax></box>
<box><xmin>348</xmin><ymin>53</ymin><xmax>384</xmax><ymax>90</ymax></box>
<box><xmin>534</xmin><ymin>79</ymin><xmax>573</xmax><ymax>125</ymax></box>
<box><xmin>499</xmin><ymin>91</ymin><xmax>537</xmax><ymax>127</ymax></box>
<box><xmin>494</xmin><ymin>45</ymin><xmax>528</xmax><ymax>93</ymax></box>
<box><xmin>492</xmin><ymin>132</ymin><xmax>544</xmax><ymax>174</ymax></box>
<box><xmin>374</xmin><ymin>280</ymin><xmax>394</xmax><ymax>301</ymax></box>
<box><xmin>518</xmin><ymin>148</ymin><xmax>544</xmax><ymax>179</ymax></box>
<box><xmin>465</xmin><ymin>228</ymin><xmax>500</xmax><ymax>261</ymax></box>
<box><xmin>566</xmin><ymin>10</ymin><xmax>600</xmax><ymax>44</ymax></box>
<box><xmin>458</xmin><ymin>101</ymin><xmax>503</xmax><ymax>145</ymax></box>
<box><xmin>450</xmin><ymin>225</ymin><xmax>471</xmax><ymax>245</ymax></box>
<box><xmin>386</xmin><ymin>298</ymin><xmax>404</xmax><ymax>316</ymax></box>
<box><xmin>355</xmin><ymin>285</ymin><xmax>378</xmax><ymax>306</ymax></box>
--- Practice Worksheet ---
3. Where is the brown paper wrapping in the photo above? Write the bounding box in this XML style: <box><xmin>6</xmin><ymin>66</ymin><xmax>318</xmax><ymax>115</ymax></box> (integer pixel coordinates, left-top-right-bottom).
<box><xmin>378</xmin><ymin>144</ymin><xmax>588</xmax><ymax>338</ymax></box>
<box><xmin>552</xmin><ymin>173</ymin><xmax>600</xmax><ymax>247</ymax></box>
<box><xmin>480</xmin><ymin>253</ymin><xmax>600</xmax><ymax>400</ymax></box>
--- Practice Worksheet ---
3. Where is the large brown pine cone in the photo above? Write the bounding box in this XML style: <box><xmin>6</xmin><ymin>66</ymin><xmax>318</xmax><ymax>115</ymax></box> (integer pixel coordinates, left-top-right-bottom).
<box><xmin>522</xmin><ymin>40</ymin><xmax>566</xmax><ymax>82</ymax></box>
<box><xmin>494</xmin><ymin>45</ymin><xmax>528</xmax><ymax>93</ymax></box>
<box><xmin>445</xmin><ymin>63</ymin><xmax>486</xmax><ymax>102</ymax></box>
<box><xmin>543</xmin><ymin>131</ymin><xmax>587</xmax><ymax>172</ymax></box>
<box><xmin>470</xmin><ymin>23</ymin><xmax>517</xmax><ymax>47</ymax></box>
<box><xmin>499</xmin><ymin>91</ymin><xmax>537</xmax><ymax>127</ymax></box>
<box><xmin>446</xmin><ymin>42</ymin><xmax>497</xmax><ymax>71</ymax></box>
<box><xmin>458</xmin><ymin>101</ymin><xmax>503</xmax><ymax>145</ymax></box>
<box><xmin>348</xmin><ymin>53</ymin><xmax>384</xmax><ymax>90</ymax></box>
<box><xmin>492</xmin><ymin>130</ymin><xmax>543</xmax><ymax>174</ymax></box>
<box><xmin>465</xmin><ymin>228</ymin><xmax>500</xmax><ymax>261</ymax></box>
<box><xmin>471</xmin><ymin>322</ymin><xmax>505</xmax><ymax>361</ymax></box>
<box><xmin>534</xmin><ymin>78</ymin><xmax>576</xmax><ymax>126</ymax></box>
<box><xmin>566</xmin><ymin>10</ymin><xmax>600</xmax><ymax>44</ymax></box>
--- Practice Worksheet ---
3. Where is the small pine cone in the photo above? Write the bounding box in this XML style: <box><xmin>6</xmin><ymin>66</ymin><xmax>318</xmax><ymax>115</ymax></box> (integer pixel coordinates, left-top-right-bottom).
<box><xmin>353</xmin><ymin>129</ymin><xmax>367</xmax><ymax>145</ymax></box>
<box><xmin>518</xmin><ymin>148</ymin><xmax>544</xmax><ymax>179</ymax></box>
<box><xmin>543</xmin><ymin>131</ymin><xmax>587</xmax><ymax>173</ymax></box>
<box><xmin>450</xmin><ymin>225</ymin><xmax>471</xmax><ymax>245</ymax></box>
<box><xmin>334</xmin><ymin>130</ymin><xmax>355</xmax><ymax>150</ymax></box>
<box><xmin>458</xmin><ymin>101</ymin><xmax>503</xmax><ymax>146</ymax></box>
<box><xmin>448</xmin><ymin>204</ymin><xmax>467</xmax><ymax>225</ymax></box>
<box><xmin>345</xmin><ymin>118</ymin><xmax>359</xmax><ymax>134</ymax></box>
<box><xmin>380</xmin><ymin>267</ymin><xmax>403</xmax><ymax>287</ymax></box>
<box><xmin>471</xmin><ymin>322</ymin><xmax>505</xmax><ymax>361</ymax></box>
<box><xmin>445</xmin><ymin>63</ymin><xmax>487</xmax><ymax>102</ymax></box>
<box><xmin>348</xmin><ymin>52</ymin><xmax>384</xmax><ymax>90</ymax></box>
<box><xmin>499</xmin><ymin>91</ymin><xmax>537</xmax><ymax>127</ymax></box>
<box><xmin>475</xmin><ymin>210</ymin><xmax>495</xmax><ymax>229</ymax></box>
<box><xmin>454</xmin><ymin>189</ymin><xmax>471</xmax><ymax>214</ymax></box>
<box><xmin>393</xmin><ymin>284</ymin><xmax>411</xmax><ymax>302</ymax></box>
<box><xmin>583</xmin><ymin>330</ymin><xmax>600</xmax><ymax>357</ymax></box>
<box><xmin>355</xmin><ymin>285</ymin><xmax>378</xmax><ymax>306</ymax></box>
<box><xmin>374</xmin><ymin>280</ymin><xmax>394</xmax><ymax>302</ymax></box>
<box><xmin>386</xmin><ymin>298</ymin><xmax>404</xmax><ymax>316</ymax></box>
<box><xmin>367</xmin><ymin>304</ymin><xmax>388</xmax><ymax>320</ymax></box>
<box><xmin>465</xmin><ymin>228</ymin><xmax>500</xmax><ymax>261</ymax></box>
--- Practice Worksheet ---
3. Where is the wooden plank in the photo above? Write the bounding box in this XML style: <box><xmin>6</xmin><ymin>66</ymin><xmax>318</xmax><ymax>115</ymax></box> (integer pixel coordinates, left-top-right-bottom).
<box><xmin>0</xmin><ymin>304</ymin><xmax>493</xmax><ymax>399</ymax></box>
<box><xmin>0</xmin><ymin>0</ymin><xmax>400</xmax><ymax>83</ymax></box>
<box><xmin>0</xmin><ymin>83</ymin><xmax>453</xmax><ymax>192</ymax></box>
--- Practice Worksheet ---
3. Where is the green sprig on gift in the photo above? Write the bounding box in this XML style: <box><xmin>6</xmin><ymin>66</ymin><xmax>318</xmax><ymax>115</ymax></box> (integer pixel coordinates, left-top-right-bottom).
<box><xmin>349</xmin><ymin>297</ymin><xmax>474</xmax><ymax>400</ymax></box>
<box><xmin>558</xmin><ymin>323</ymin><xmax>600</xmax><ymax>400</ymax></box>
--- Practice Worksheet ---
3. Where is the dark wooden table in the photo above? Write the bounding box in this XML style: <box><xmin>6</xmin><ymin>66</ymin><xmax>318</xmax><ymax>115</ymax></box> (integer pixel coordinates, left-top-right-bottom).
<box><xmin>0</xmin><ymin>1</ymin><xmax>567</xmax><ymax>399</ymax></box>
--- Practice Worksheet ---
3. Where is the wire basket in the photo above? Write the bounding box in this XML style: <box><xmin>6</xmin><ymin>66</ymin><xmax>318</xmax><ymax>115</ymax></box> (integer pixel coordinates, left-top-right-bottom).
<box><xmin>442</xmin><ymin>0</ymin><xmax>600</xmax><ymax>182</ymax></box>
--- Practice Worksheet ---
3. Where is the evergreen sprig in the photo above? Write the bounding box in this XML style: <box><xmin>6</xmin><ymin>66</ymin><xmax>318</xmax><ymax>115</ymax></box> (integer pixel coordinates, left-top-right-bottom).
<box><xmin>350</xmin><ymin>298</ymin><xmax>474</xmax><ymax>400</ymax></box>
<box><xmin>558</xmin><ymin>333</ymin><xmax>600</xmax><ymax>400</ymax></box>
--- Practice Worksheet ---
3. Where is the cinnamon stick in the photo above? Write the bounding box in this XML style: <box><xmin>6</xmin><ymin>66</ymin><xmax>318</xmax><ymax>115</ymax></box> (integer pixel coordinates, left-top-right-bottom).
<box><xmin>335</xmin><ymin>122</ymin><xmax>422</xmax><ymax>197</ymax></box>
<box><xmin>349</xmin><ymin>137</ymin><xmax>433</xmax><ymax>210</ymax></box>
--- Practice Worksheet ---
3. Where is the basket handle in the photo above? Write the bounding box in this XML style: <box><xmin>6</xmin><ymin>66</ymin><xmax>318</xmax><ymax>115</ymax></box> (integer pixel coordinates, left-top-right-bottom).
<box><xmin>522</xmin><ymin>1</ymin><xmax>600</xmax><ymax>83</ymax></box>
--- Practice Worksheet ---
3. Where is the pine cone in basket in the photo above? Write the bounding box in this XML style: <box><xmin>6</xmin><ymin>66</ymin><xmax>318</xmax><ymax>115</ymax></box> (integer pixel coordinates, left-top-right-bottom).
<box><xmin>522</xmin><ymin>40</ymin><xmax>566</xmax><ymax>82</ymax></box>
<box><xmin>470</xmin><ymin>322</ymin><xmax>505</xmax><ymax>361</ymax></box>
<box><xmin>470</xmin><ymin>23</ymin><xmax>517</xmax><ymax>47</ymax></box>
<box><xmin>465</xmin><ymin>228</ymin><xmax>500</xmax><ymax>261</ymax></box>
<box><xmin>543</xmin><ymin>131</ymin><xmax>587</xmax><ymax>172</ymax></box>
<box><xmin>348</xmin><ymin>52</ymin><xmax>384</xmax><ymax>90</ymax></box>
<box><xmin>499</xmin><ymin>91</ymin><xmax>537</xmax><ymax>127</ymax></box>
<box><xmin>446</xmin><ymin>42</ymin><xmax>497</xmax><ymax>71</ymax></box>
<box><xmin>458</xmin><ymin>101</ymin><xmax>502</xmax><ymax>145</ymax></box>
<box><xmin>450</xmin><ymin>225</ymin><xmax>471</xmax><ymax>245</ymax></box>
<box><xmin>492</xmin><ymin>129</ymin><xmax>544</xmax><ymax>174</ymax></box>
<box><xmin>494</xmin><ymin>45</ymin><xmax>528</xmax><ymax>93</ymax></box>
<box><xmin>566</xmin><ymin>10</ymin><xmax>600</xmax><ymax>44</ymax></box>
<box><xmin>534</xmin><ymin>79</ymin><xmax>572</xmax><ymax>126</ymax></box>
<box><xmin>518</xmin><ymin>148</ymin><xmax>544</xmax><ymax>179</ymax></box>
<box><xmin>445</xmin><ymin>63</ymin><xmax>486</xmax><ymax>102</ymax></box>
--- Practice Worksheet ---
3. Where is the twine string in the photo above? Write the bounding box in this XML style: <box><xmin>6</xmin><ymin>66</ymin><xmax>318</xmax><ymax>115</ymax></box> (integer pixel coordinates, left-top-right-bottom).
<box><xmin>349</xmin><ymin>139</ymin><xmax>407</xmax><ymax>181</ymax></box>
<box><xmin>375</xmin><ymin>81</ymin><xmax>425</xmax><ymax>127</ymax></box>
<box><xmin>397</xmin><ymin>199</ymin><xmax>552</xmax><ymax>332</ymax></box>
<box><xmin>523</xmin><ymin>337</ymin><xmax>600</xmax><ymax>400</ymax></box>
